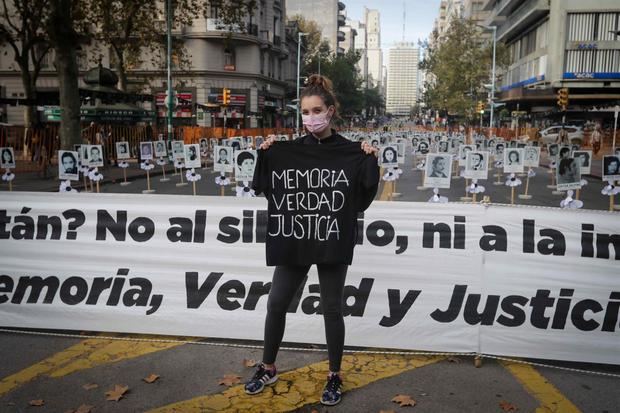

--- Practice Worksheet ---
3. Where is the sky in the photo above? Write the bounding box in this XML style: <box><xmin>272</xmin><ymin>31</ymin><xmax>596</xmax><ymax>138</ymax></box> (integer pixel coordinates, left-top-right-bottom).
<box><xmin>343</xmin><ymin>0</ymin><xmax>442</xmax><ymax>49</ymax></box>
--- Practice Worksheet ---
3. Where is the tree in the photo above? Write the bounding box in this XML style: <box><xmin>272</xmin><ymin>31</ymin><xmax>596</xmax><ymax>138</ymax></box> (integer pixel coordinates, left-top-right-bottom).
<box><xmin>47</xmin><ymin>0</ymin><xmax>89</xmax><ymax>149</ymax></box>
<box><xmin>363</xmin><ymin>86</ymin><xmax>384</xmax><ymax>118</ymax></box>
<box><xmin>289</xmin><ymin>14</ymin><xmax>329</xmax><ymax>63</ymax></box>
<box><xmin>420</xmin><ymin>18</ymin><xmax>509</xmax><ymax>124</ymax></box>
<box><xmin>0</xmin><ymin>0</ymin><xmax>51</xmax><ymax>126</ymax></box>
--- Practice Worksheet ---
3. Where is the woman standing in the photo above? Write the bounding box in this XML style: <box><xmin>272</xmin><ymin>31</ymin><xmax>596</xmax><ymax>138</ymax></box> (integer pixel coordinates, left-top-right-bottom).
<box><xmin>245</xmin><ymin>74</ymin><xmax>379</xmax><ymax>406</ymax></box>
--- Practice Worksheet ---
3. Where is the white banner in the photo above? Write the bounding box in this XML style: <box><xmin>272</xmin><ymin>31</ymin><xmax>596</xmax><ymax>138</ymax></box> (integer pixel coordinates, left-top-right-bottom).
<box><xmin>0</xmin><ymin>192</ymin><xmax>618</xmax><ymax>365</ymax></box>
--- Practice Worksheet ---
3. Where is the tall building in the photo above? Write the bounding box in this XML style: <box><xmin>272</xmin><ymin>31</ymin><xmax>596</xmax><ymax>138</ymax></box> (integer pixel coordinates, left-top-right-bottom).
<box><xmin>0</xmin><ymin>0</ymin><xmax>301</xmax><ymax>128</ymax></box>
<box><xmin>386</xmin><ymin>43</ymin><xmax>420</xmax><ymax>116</ymax></box>
<box><xmin>350</xmin><ymin>19</ymin><xmax>368</xmax><ymax>87</ymax></box>
<box><xmin>365</xmin><ymin>8</ymin><xmax>383</xmax><ymax>91</ymax></box>
<box><xmin>482</xmin><ymin>0</ymin><xmax>620</xmax><ymax>119</ymax></box>
<box><xmin>286</xmin><ymin>0</ymin><xmax>347</xmax><ymax>54</ymax></box>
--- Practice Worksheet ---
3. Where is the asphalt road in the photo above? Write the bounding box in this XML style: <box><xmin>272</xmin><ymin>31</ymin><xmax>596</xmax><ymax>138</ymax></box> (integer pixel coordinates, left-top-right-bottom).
<box><xmin>1</xmin><ymin>142</ymin><xmax>618</xmax><ymax>412</ymax></box>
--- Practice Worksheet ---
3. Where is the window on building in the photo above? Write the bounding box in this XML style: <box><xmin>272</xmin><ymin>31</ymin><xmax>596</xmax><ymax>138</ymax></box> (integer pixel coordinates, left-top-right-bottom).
<box><xmin>210</xmin><ymin>2</ymin><xmax>221</xmax><ymax>19</ymax></box>
<box><xmin>224</xmin><ymin>47</ymin><xmax>236</xmax><ymax>70</ymax></box>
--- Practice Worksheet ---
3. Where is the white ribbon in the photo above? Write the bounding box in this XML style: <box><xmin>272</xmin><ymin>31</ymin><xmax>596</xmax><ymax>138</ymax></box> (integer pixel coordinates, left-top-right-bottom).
<box><xmin>428</xmin><ymin>187</ymin><xmax>448</xmax><ymax>203</ymax></box>
<box><xmin>59</xmin><ymin>180</ymin><xmax>78</xmax><ymax>193</ymax></box>
<box><xmin>140</xmin><ymin>161</ymin><xmax>155</xmax><ymax>171</ymax></box>
<box><xmin>560</xmin><ymin>190</ymin><xmax>583</xmax><ymax>209</ymax></box>
<box><xmin>88</xmin><ymin>167</ymin><xmax>104</xmax><ymax>181</ymax></box>
<box><xmin>505</xmin><ymin>173</ymin><xmax>522</xmax><ymax>187</ymax></box>
<box><xmin>186</xmin><ymin>168</ymin><xmax>202</xmax><ymax>182</ymax></box>
<box><xmin>235</xmin><ymin>181</ymin><xmax>256</xmax><ymax>197</ymax></box>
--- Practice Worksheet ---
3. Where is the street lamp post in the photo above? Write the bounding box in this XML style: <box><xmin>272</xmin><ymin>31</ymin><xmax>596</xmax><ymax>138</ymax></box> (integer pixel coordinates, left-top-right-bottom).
<box><xmin>166</xmin><ymin>0</ymin><xmax>173</xmax><ymax>143</ymax></box>
<box><xmin>296</xmin><ymin>32</ymin><xmax>307</xmax><ymax>134</ymax></box>
<box><xmin>489</xmin><ymin>25</ymin><xmax>497</xmax><ymax>136</ymax></box>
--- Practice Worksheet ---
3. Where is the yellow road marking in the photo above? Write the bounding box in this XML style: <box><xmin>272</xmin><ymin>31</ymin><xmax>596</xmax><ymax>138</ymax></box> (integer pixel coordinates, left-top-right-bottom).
<box><xmin>500</xmin><ymin>360</ymin><xmax>581</xmax><ymax>413</ymax></box>
<box><xmin>147</xmin><ymin>354</ymin><xmax>444</xmax><ymax>413</ymax></box>
<box><xmin>0</xmin><ymin>335</ymin><xmax>188</xmax><ymax>396</ymax></box>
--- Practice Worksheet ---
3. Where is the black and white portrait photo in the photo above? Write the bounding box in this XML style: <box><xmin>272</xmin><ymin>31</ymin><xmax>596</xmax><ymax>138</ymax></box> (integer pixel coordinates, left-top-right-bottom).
<box><xmin>0</xmin><ymin>147</ymin><xmax>16</xmax><ymax>169</ymax></box>
<box><xmin>464</xmin><ymin>151</ymin><xmax>488</xmax><ymax>180</ymax></box>
<box><xmin>504</xmin><ymin>148</ymin><xmax>524</xmax><ymax>173</ymax></box>
<box><xmin>458</xmin><ymin>144</ymin><xmax>475</xmax><ymax>166</ymax></box>
<box><xmin>556</xmin><ymin>157</ymin><xmax>581</xmax><ymax>191</ymax></box>
<box><xmin>548</xmin><ymin>143</ymin><xmax>559</xmax><ymax>159</ymax></box>
<box><xmin>116</xmin><ymin>142</ymin><xmax>130</xmax><ymax>160</ymax></box>
<box><xmin>88</xmin><ymin>144</ymin><xmax>104</xmax><ymax>167</ymax></box>
<box><xmin>424</xmin><ymin>154</ymin><xmax>452</xmax><ymax>189</ymax></box>
<box><xmin>184</xmin><ymin>144</ymin><xmax>201</xmax><ymax>169</ymax></box>
<box><xmin>230</xmin><ymin>138</ymin><xmax>243</xmax><ymax>151</ymax></box>
<box><xmin>379</xmin><ymin>145</ymin><xmax>399</xmax><ymax>168</ymax></box>
<box><xmin>140</xmin><ymin>142</ymin><xmax>154</xmax><ymax>161</ymax></box>
<box><xmin>523</xmin><ymin>146</ymin><xmax>540</xmax><ymax>168</ymax></box>
<box><xmin>172</xmin><ymin>140</ymin><xmax>185</xmax><ymax>159</ymax></box>
<box><xmin>417</xmin><ymin>140</ymin><xmax>430</xmax><ymax>155</ymax></box>
<box><xmin>58</xmin><ymin>150</ymin><xmax>79</xmax><ymax>181</ymax></box>
<box><xmin>395</xmin><ymin>139</ymin><xmax>406</xmax><ymax>164</ymax></box>
<box><xmin>234</xmin><ymin>149</ymin><xmax>257</xmax><ymax>181</ymax></box>
<box><xmin>572</xmin><ymin>150</ymin><xmax>592</xmax><ymax>175</ymax></box>
<box><xmin>369</xmin><ymin>138</ymin><xmax>380</xmax><ymax>149</ymax></box>
<box><xmin>495</xmin><ymin>142</ymin><xmax>505</xmax><ymax>158</ymax></box>
<box><xmin>154</xmin><ymin>140</ymin><xmax>167</xmax><ymax>157</ymax></box>
<box><xmin>214</xmin><ymin>145</ymin><xmax>233</xmax><ymax>173</ymax></box>
<box><xmin>199</xmin><ymin>138</ymin><xmax>209</xmax><ymax>156</ymax></box>
<box><xmin>255</xmin><ymin>136</ymin><xmax>264</xmax><ymax>149</ymax></box>
<box><xmin>437</xmin><ymin>140</ymin><xmax>450</xmax><ymax>153</ymax></box>
<box><xmin>602</xmin><ymin>155</ymin><xmax>620</xmax><ymax>181</ymax></box>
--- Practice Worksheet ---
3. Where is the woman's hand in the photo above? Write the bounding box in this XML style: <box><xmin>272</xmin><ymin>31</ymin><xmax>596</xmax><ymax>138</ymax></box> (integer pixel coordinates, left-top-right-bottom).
<box><xmin>260</xmin><ymin>135</ymin><xmax>277</xmax><ymax>150</ymax></box>
<box><xmin>361</xmin><ymin>141</ymin><xmax>378</xmax><ymax>156</ymax></box>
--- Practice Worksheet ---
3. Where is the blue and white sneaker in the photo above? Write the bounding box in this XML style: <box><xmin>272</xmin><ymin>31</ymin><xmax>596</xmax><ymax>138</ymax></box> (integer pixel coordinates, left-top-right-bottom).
<box><xmin>244</xmin><ymin>363</ymin><xmax>278</xmax><ymax>395</ymax></box>
<box><xmin>320</xmin><ymin>373</ymin><xmax>343</xmax><ymax>406</ymax></box>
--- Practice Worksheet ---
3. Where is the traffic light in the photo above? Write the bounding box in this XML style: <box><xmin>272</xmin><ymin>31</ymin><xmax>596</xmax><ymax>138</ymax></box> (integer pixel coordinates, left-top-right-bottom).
<box><xmin>476</xmin><ymin>101</ymin><xmax>485</xmax><ymax>114</ymax></box>
<box><xmin>222</xmin><ymin>88</ymin><xmax>231</xmax><ymax>106</ymax></box>
<box><xmin>557</xmin><ymin>88</ymin><xmax>569</xmax><ymax>111</ymax></box>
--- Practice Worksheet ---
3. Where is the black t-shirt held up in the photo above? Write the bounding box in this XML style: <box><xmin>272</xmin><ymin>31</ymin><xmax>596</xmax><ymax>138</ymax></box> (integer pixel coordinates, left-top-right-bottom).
<box><xmin>252</xmin><ymin>132</ymin><xmax>379</xmax><ymax>266</ymax></box>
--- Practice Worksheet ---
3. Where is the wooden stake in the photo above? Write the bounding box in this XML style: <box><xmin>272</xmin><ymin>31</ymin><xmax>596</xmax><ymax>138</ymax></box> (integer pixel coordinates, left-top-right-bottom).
<box><xmin>192</xmin><ymin>180</ymin><xmax>197</xmax><ymax>196</ymax></box>
<box><xmin>524</xmin><ymin>173</ymin><xmax>530</xmax><ymax>195</ymax></box>
<box><xmin>472</xmin><ymin>192</ymin><xmax>477</xmax><ymax>203</ymax></box>
<box><xmin>9</xmin><ymin>180</ymin><xmax>13</xmax><ymax>191</ymax></box>
<box><xmin>511</xmin><ymin>187</ymin><xmax>515</xmax><ymax>205</ymax></box>
<box><xmin>220</xmin><ymin>184</ymin><xmax>225</xmax><ymax>197</ymax></box>
<box><xmin>96</xmin><ymin>180</ymin><xmax>100</xmax><ymax>193</ymax></box>
<box><xmin>123</xmin><ymin>167</ymin><xmax>127</xmax><ymax>184</ymax></box>
<box><xmin>575</xmin><ymin>188</ymin><xmax>580</xmax><ymax>200</ymax></box>
<box><xmin>83</xmin><ymin>174</ymin><xmax>88</xmax><ymax>191</ymax></box>
<box><xmin>610</xmin><ymin>194</ymin><xmax>615</xmax><ymax>212</ymax></box>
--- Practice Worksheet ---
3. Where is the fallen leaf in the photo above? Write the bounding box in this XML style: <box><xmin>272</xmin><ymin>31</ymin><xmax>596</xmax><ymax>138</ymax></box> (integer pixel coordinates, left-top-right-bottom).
<box><xmin>82</xmin><ymin>383</ymin><xmax>99</xmax><ymax>390</ymax></box>
<box><xmin>392</xmin><ymin>394</ymin><xmax>416</xmax><ymax>407</ymax></box>
<box><xmin>75</xmin><ymin>404</ymin><xmax>94</xmax><ymax>413</ymax></box>
<box><xmin>243</xmin><ymin>358</ymin><xmax>257</xmax><ymax>368</ymax></box>
<box><xmin>143</xmin><ymin>374</ymin><xmax>160</xmax><ymax>383</ymax></box>
<box><xmin>499</xmin><ymin>400</ymin><xmax>518</xmax><ymax>411</ymax></box>
<box><xmin>218</xmin><ymin>374</ymin><xmax>241</xmax><ymax>387</ymax></box>
<box><xmin>29</xmin><ymin>399</ymin><xmax>45</xmax><ymax>406</ymax></box>
<box><xmin>447</xmin><ymin>356</ymin><xmax>462</xmax><ymax>363</ymax></box>
<box><xmin>105</xmin><ymin>384</ymin><xmax>129</xmax><ymax>401</ymax></box>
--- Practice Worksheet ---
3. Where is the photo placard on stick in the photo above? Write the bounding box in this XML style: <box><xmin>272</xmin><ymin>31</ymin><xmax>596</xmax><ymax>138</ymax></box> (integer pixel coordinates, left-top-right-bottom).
<box><xmin>58</xmin><ymin>150</ymin><xmax>79</xmax><ymax>181</ymax></box>
<box><xmin>379</xmin><ymin>145</ymin><xmax>399</xmax><ymax>168</ymax></box>
<box><xmin>395</xmin><ymin>139</ymin><xmax>406</xmax><ymax>164</ymax></box>
<box><xmin>494</xmin><ymin>142</ymin><xmax>505</xmax><ymax>159</ymax></box>
<box><xmin>199</xmin><ymin>138</ymin><xmax>209</xmax><ymax>156</ymax></box>
<box><xmin>523</xmin><ymin>146</ymin><xmax>541</xmax><ymax>168</ymax></box>
<box><xmin>417</xmin><ymin>141</ymin><xmax>430</xmax><ymax>155</ymax></box>
<box><xmin>424</xmin><ymin>154</ymin><xmax>452</xmax><ymax>188</ymax></box>
<box><xmin>116</xmin><ymin>142</ymin><xmax>130</xmax><ymax>160</ymax></box>
<box><xmin>0</xmin><ymin>147</ymin><xmax>16</xmax><ymax>169</ymax></box>
<box><xmin>602</xmin><ymin>155</ymin><xmax>620</xmax><ymax>181</ymax></box>
<box><xmin>234</xmin><ymin>149</ymin><xmax>257</xmax><ymax>181</ymax></box>
<box><xmin>140</xmin><ymin>142</ymin><xmax>154</xmax><ymax>161</ymax></box>
<box><xmin>464</xmin><ymin>151</ymin><xmax>489</xmax><ymax>180</ymax></box>
<box><xmin>548</xmin><ymin>143</ymin><xmax>559</xmax><ymax>160</ymax></box>
<box><xmin>437</xmin><ymin>140</ymin><xmax>450</xmax><ymax>153</ymax></box>
<box><xmin>458</xmin><ymin>144</ymin><xmax>475</xmax><ymax>166</ymax></box>
<box><xmin>184</xmin><ymin>144</ymin><xmax>201</xmax><ymax>169</ymax></box>
<box><xmin>572</xmin><ymin>150</ymin><xmax>592</xmax><ymax>175</ymax></box>
<box><xmin>213</xmin><ymin>145</ymin><xmax>233</xmax><ymax>173</ymax></box>
<box><xmin>556</xmin><ymin>157</ymin><xmax>581</xmax><ymax>191</ymax></box>
<box><xmin>154</xmin><ymin>140</ymin><xmax>167</xmax><ymax>157</ymax></box>
<box><xmin>87</xmin><ymin>144</ymin><xmax>104</xmax><ymax>167</ymax></box>
<box><xmin>504</xmin><ymin>148</ymin><xmax>524</xmax><ymax>173</ymax></box>
<box><xmin>171</xmin><ymin>140</ymin><xmax>185</xmax><ymax>159</ymax></box>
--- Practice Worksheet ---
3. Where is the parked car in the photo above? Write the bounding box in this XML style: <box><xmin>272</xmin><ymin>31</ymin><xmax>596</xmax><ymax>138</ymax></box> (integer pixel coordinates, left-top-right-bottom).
<box><xmin>538</xmin><ymin>125</ymin><xmax>584</xmax><ymax>145</ymax></box>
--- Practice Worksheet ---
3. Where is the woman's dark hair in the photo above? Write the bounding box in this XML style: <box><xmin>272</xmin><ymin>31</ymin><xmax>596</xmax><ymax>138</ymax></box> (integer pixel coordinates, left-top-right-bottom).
<box><xmin>558</xmin><ymin>158</ymin><xmax>572</xmax><ymax>176</ymax></box>
<box><xmin>236</xmin><ymin>151</ymin><xmax>255</xmax><ymax>166</ymax></box>
<box><xmin>300</xmin><ymin>74</ymin><xmax>339</xmax><ymax>118</ymax></box>
<box><xmin>2</xmin><ymin>149</ymin><xmax>13</xmax><ymax>162</ymax></box>
<box><xmin>559</xmin><ymin>147</ymin><xmax>570</xmax><ymax>158</ymax></box>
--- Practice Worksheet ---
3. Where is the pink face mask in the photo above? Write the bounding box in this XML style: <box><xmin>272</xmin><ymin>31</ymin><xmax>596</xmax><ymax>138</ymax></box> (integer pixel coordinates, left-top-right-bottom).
<box><xmin>302</xmin><ymin>109</ymin><xmax>332</xmax><ymax>134</ymax></box>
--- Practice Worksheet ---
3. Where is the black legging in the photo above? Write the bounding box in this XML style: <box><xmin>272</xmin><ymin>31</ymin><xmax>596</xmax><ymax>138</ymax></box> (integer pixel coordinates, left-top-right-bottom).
<box><xmin>263</xmin><ymin>264</ymin><xmax>348</xmax><ymax>372</ymax></box>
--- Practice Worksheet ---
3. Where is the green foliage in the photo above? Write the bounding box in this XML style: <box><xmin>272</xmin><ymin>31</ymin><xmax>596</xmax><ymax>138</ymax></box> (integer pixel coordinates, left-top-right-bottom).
<box><xmin>289</xmin><ymin>14</ymin><xmax>326</xmax><ymax>62</ymax></box>
<box><xmin>420</xmin><ymin>18</ymin><xmax>509</xmax><ymax>123</ymax></box>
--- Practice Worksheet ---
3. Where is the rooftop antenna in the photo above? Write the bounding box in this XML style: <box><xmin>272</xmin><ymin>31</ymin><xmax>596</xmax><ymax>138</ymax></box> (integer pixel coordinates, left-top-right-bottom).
<box><xmin>402</xmin><ymin>2</ymin><xmax>406</xmax><ymax>42</ymax></box>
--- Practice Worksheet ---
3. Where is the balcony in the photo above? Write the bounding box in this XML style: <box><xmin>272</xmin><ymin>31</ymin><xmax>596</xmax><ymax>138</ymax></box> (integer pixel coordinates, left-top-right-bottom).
<box><xmin>182</xmin><ymin>18</ymin><xmax>260</xmax><ymax>43</ymax></box>
<box><xmin>273</xmin><ymin>35</ymin><xmax>281</xmax><ymax>47</ymax></box>
<box><xmin>338</xmin><ymin>14</ymin><xmax>346</xmax><ymax>26</ymax></box>
<box><xmin>337</xmin><ymin>31</ymin><xmax>346</xmax><ymax>42</ymax></box>
<box><xmin>496</xmin><ymin>0</ymin><xmax>549</xmax><ymax>41</ymax></box>
<box><xmin>338</xmin><ymin>1</ymin><xmax>345</xmax><ymax>11</ymax></box>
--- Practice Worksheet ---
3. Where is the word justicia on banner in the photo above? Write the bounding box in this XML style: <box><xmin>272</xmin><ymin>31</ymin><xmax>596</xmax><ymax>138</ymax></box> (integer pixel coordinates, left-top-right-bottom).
<box><xmin>0</xmin><ymin>192</ymin><xmax>618</xmax><ymax>365</ymax></box>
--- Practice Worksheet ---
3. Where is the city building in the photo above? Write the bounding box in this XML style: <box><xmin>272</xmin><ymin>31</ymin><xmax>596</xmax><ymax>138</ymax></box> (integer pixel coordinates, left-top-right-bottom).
<box><xmin>365</xmin><ymin>8</ymin><xmax>384</xmax><ymax>92</ymax></box>
<box><xmin>386</xmin><ymin>43</ymin><xmax>420</xmax><ymax>117</ymax></box>
<box><xmin>286</xmin><ymin>0</ymin><xmax>347</xmax><ymax>54</ymax></box>
<box><xmin>0</xmin><ymin>0</ymin><xmax>303</xmax><ymax>129</ymax></box>
<box><xmin>482</xmin><ymin>0</ymin><xmax>620</xmax><ymax>122</ymax></box>
<box><xmin>350</xmin><ymin>19</ymin><xmax>368</xmax><ymax>87</ymax></box>
<box><xmin>340</xmin><ymin>18</ymin><xmax>358</xmax><ymax>53</ymax></box>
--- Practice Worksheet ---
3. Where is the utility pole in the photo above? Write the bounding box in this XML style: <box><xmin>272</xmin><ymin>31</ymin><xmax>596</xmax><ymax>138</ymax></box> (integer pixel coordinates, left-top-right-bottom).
<box><xmin>166</xmin><ymin>0</ymin><xmax>173</xmax><ymax>143</ymax></box>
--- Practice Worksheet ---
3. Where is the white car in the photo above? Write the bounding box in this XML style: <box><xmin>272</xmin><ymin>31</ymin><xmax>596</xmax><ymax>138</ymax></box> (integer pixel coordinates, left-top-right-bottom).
<box><xmin>538</xmin><ymin>125</ymin><xmax>584</xmax><ymax>145</ymax></box>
